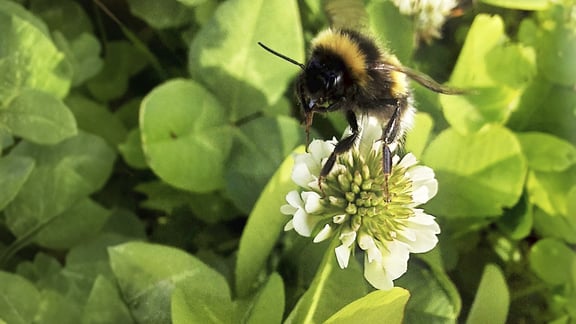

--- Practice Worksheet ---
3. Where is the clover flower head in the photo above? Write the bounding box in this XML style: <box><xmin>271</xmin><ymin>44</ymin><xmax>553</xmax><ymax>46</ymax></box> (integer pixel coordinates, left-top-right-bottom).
<box><xmin>281</xmin><ymin>115</ymin><xmax>440</xmax><ymax>290</ymax></box>
<box><xmin>392</xmin><ymin>0</ymin><xmax>459</xmax><ymax>43</ymax></box>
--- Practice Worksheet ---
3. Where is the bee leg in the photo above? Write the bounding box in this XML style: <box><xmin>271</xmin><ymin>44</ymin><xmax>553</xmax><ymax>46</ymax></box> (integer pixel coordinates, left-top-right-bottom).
<box><xmin>381</xmin><ymin>104</ymin><xmax>402</xmax><ymax>202</ymax></box>
<box><xmin>318</xmin><ymin>110</ymin><xmax>359</xmax><ymax>192</ymax></box>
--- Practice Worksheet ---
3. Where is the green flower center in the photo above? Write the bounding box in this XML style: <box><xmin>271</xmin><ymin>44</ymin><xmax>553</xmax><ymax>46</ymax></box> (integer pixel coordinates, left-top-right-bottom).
<box><xmin>322</xmin><ymin>150</ymin><xmax>415</xmax><ymax>242</ymax></box>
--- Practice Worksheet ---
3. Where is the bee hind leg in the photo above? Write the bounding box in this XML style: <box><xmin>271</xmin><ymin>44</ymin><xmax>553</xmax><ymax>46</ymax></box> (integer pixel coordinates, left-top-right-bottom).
<box><xmin>381</xmin><ymin>104</ymin><xmax>403</xmax><ymax>202</ymax></box>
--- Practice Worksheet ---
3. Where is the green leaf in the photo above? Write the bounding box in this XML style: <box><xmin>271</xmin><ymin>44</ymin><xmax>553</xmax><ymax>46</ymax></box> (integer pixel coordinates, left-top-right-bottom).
<box><xmin>538</xmin><ymin>14</ymin><xmax>576</xmax><ymax>86</ymax></box>
<box><xmin>5</xmin><ymin>132</ymin><xmax>116</xmax><ymax>237</ymax></box>
<box><xmin>140</xmin><ymin>79</ymin><xmax>233</xmax><ymax>192</ymax></box>
<box><xmin>517</xmin><ymin>132</ymin><xmax>576</xmax><ymax>172</ymax></box>
<box><xmin>243</xmin><ymin>273</ymin><xmax>285</xmax><ymax>324</ymax></box>
<box><xmin>34</xmin><ymin>290</ymin><xmax>82</xmax><ymax>324</ymax></box>
<box><xmin>226</xmin><ymin>115</ymin><xmax>303</xmax><ymax>213</ymax></box>
<box><xmin>66</xmin><ymin>94</ymin><xmax>127</xmax><ymax>147</ymax></box>
<box><xmin>82</xmin><ymin>276</ymin><xmax>134</xmax><ymax>324</ymax></box>
<box><xmin>443</xmin><ymin>14</ymin><xmax>535</xmax><ymax>134</ymax></box>
<box><xmin>29</xmin><ymin>0</ymin><xmax>93</xmax><ymax>40</ymax></box>
<box><xmin>0</xmin><ymin>3</ymin><xmax>72</xmax><ymax>103</ymax></box>
<box><xmin>368</xmin><ymin>1</ymin><xmax>414</xmax><ymax>63</ymax></box>
<box><xmin>86</xmin><ymin>41</ymin><xmax>147</xmax><ymax>102</ymax></box>
<box><xmin>284</xmin><ymin>238</ymin><xmax>368</xmax><ymax>324</ymax></box>
<box><xmin>110</xmin><ymin>242</ymin><xmax>229</xmax><ymax>324</ymax></box>
<box><xmin>497</xmin><ymin>194</ymin><xmax>533</xmax><ymax>240</ymax></box>
<box><xmin>1</xmin><ymin>88</ymin><xmax>77</xmax><ymax>144</ymax></box>
<box><xmin>127</xmin><ymin>0</ymin><xmax>193</xmax><ymax>29</ymax></box>
<box><xmin>526</xmin><ymin>168</ymin><xmax>576</xmax><ymax>216</ymax></box>
<box><xmin>0</xmin><ymin>154</ymin><xmax>34</xmax><ymax>210</ymax></box>
<box><xmin>55</xmin><ymin>32</ymin><xmax>103</xmax><ymax>86</ymax></box>
<box><xmin>405</xmin><ymin>112</ymin><xmax>434</xmax><ymax>159</ymax></box>
<box><xmin>0</xmin><ymin>271</ymin><xmax>40</xmax><ymax>324</ymax></box>
<box><xmin>465</xmin><ymin>264</ymin><xmax>509</xmax><ymax>324</ymax></box>
<box><xmin>33</xmin><ymin>198</ymin><xmax>111</xmax><ymax>250</ymax></box>
<box><xmin>480</xmin><ymin>0</ymin><xmax>549</xmax><ymax>10</ymax></box>
<box><xmin>530</xmin><ymin>238</ymin><xmax>576</xmax><ymax>286</ymax></box>
<box><xmin>422</xmin><ymin>126</ymin><xmax>526</xmax><ymax>218</ymax></box>
<box><xmin>235</xmin><ymin>146</ymin><xmax>303</xmax><ymax>297</ymax></box>
<box><xmin>533</xmin><ymin>207</ymin><xmax>576</xmax><ymax>244</ymax></box>
<box><xmin>189</xmin><ymin>0</ymin><xmax>304</xmax><ymax>121</ymax></box>
<box><xmin>396</xmin><ymin>259</ymin><xmax>461</xmax><ymax>323</ymax></box>
<box><xmin>118</xmin><ymin>128</ymin><xmax>148</xmax><ymax>169</ymax></box>
<box><xmin>324</xmin><ymin>288</ymin><xmax>409</xmax><ymax>324</ymax></box>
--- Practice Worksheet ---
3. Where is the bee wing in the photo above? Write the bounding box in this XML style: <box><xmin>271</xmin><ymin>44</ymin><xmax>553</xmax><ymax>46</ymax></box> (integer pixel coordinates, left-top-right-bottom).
<box><xmin>372</xmin><ymin>62</ymin><xmax>466</xmax><ymax>95</ymax></box>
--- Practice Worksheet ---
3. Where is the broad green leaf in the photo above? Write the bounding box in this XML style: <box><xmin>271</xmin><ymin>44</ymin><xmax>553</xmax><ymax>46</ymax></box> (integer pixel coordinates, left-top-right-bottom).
<box><xmin>110</xmin><ymin>242</ymin><xmax>228</xmax><ymax>324</ymax></box>
<box><xmin>140</xmin><ymin>79</ymin><xmax>233</xmax><ymax>192</ymax></box>
<box><xmin>118</xmin><ymin>128</ymin><xmax>148</xmax><ymax>169</ymax></box>
<box><xmin>480</xmin><ymin>0</ymin><xmax>549</xmax><ymax>10</ymax></box>
<box><xmin>0</xmin><ymin>154</ymin><xmax>34</xmax><ymax>210</ymax></box>
<box><xmin>100</xmin><ymin>209</ymin><xmax>147</xmax><ymax>239</ymax></box>
<box><xmin>0</xmin><ymin>0</ymin><xmax>50</xmax><ymax>36</ymax></box>
<box><xmin>86</xmin><ymin>41</ymin><xmax>147</xmax><ymax>102</ymax></box>
<box><xmin>34</xmin><ymin>290</ymin><xmax>82</xmax><ymax>324</ymax></box>
<box><xmin>235</xmin><ymin>146</ymin><xmax>303</xmax><ymax>297</ymax></box>
<box><xmin>55</xmin><ymin>32</ymin><xmax>103</xmax><ymax>86</ymax></box>
<box><xmin>526</xmin><ymin>168</ymin><xmax>576</xmax><ymax>216</ymax></box>
<box><xmin>0</xmin><ymin>271</ymin><xmax>40</xmax><ymax>324</ymax></box>
<box><xmin>127</xmin><ymin>0</ymin><xmax>193</xmax><ymax>29</ymax></box>
<box><xmin>538</xmin><ymin>14</ymin><xmax>576</xmax><ymax>86</ymax></box>
<box><xmin>226</xmin><ymin>115</ymin><xmax>303</xmax><ymax>213</ymax></box>
<box><xmin>422</xmin><ymin>126</ymin><xmax>526</xmax><ymax>218</ymax></box>
<box><xmin>243</xmin><ymin>273</ymin><xmax>285</xmax><ymax>324</ymax></box>
<box><xmin>443</xmin><ymin>14</ymin><xmax>534</xmax><ymax>134</ymax></box>
<box><xmin>497</xmin><ymin>194</ymin><xmax>533</xmax><ymax>240</ymax></box>
<box><xmin>1</xmin><ymin>88</ymin><xmax>77</xmax><ymax>144</ymax></box>
<box><xmin>405</xmin><ymin>112</ymin><xmax>434</xmax><ymax>159</ymax></box>
<box><xmin>5</xmin><ymin>132</ymin><xmax>115</xmax><ymax>237</ymax></box>
<box><xmin>33</xmin><ymin>198</ymin><xmax>111</xmax><ymax>250</ymax></box>
<box><xmin>284</xmin><ymin>238</ymin><xmax>368</xmax><ymax>324</ymax></box>
<box><xmin>368</xmin><ymin>1</ymin><xmax>414</xmax><ymax>63</ymax></box>
<box><xmin>29</xmin><ymin>0</ymin><xmax>93</xmax><ymax>40</ymax></box>
<box><xmin>82</xmin><ymin>276</ymin><xmax>134</xmax><ymax>324</ymax></box>
<box><xmin>530</xmin><ymin>238</ymin><xmax>576</xmax><ymax>286</ymax></box>
<box><xmin>0</xmin><ymin>4</ymin><xmax>71</xmax><ymax>103</ymax></box>
<box><xmin>324</xmin><ymin>288</ymin><xmax>409</xmax><ymax>324</ymax></box>
<box><xmin>177</xmin><ymin>0</ymin><xmax>207</xmax><ymax>6</ymax></box>
<box><xmin>396</xmin><ymin>259</ymin><xmax>461</xmax><ymax>323</ymax></box>
<box><xmin>465</xmin><ymin>264</ymin><xmax>509</xmax><ymax>324</ymax></box>
<box><xmin>517</xmin><ymin>132</ymin><xmax>576</xmax><ymax>172</ymax></box>
<box><xmin>66</xmin><ymin>94</ymin><xmax>127</xmax><ymax>147</ymax></box>
<box><xmin>533</xmin><ymin>207</ymin><xmax>576</xmax><ymax>244</ymax></box>
<box><xmin>189</xmin><ymin>0</ymin><xmax>304</xmax><ymax>121</ymax></box>
<box><xmin>15</xmin><ymin>253</ymin><xmax>63</xmax><ymax>291</ymax></box>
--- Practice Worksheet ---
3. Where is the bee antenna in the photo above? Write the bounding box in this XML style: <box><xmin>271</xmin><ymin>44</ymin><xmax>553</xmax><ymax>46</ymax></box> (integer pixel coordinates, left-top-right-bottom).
<box><xmin>258</xmin><ymin>42</ymin><xmax>304</xmax><ymax>69</ymax></box>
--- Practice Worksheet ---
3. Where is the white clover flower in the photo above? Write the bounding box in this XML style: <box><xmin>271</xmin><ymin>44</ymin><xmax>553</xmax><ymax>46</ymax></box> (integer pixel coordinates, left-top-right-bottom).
<box><xmin>392</xmin><ymin>0</ymin><xmax>459</xmax><ymax>42</ymax></box>
<box><xmin>281</xmin><ymin>115</ymin><xmax>440</xmax><ymax>290</ymax></box>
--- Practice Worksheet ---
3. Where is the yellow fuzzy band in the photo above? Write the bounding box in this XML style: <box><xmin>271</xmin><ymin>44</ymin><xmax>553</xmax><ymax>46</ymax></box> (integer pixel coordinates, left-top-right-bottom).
<box><xmin>311</xmin><ymin>29</ymin><xmax>368</xmax><ymax>85</ymax></box>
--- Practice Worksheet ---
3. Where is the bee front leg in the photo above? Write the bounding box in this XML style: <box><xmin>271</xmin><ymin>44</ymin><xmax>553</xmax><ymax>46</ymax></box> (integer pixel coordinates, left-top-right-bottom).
<box><xmin>318</xmin><ymin>110</ymin><xmax>359</xmax><ymax>193</ymax></box>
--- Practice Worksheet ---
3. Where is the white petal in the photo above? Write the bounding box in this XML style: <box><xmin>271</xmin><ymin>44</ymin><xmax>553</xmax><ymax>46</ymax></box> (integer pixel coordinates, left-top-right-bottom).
<box><xmin>363</xmin><ymin>254</ymin><xmax>394</xmax><ymax>290</ymax></box>
<box><xmin>303</xmin><ymin>191</ymin><xmax>323</xmax><ymax>213</ymax></box>
<box><xmin>335</xmin><ymin>244</ymin><xmax>352</xmax><ymax>269</ymax></box>
<box><xmin>285</xmin><ymin>190</ymin><xmax>303</xmax><ymax>209</ymax></box>
<box><xmin>398</xmin><ymin>153</ymin><xmax>418</xmax><ymax>169</ymax></box>
<box><xmin>398</xmin><ymin>211</ymin><xmax>440</xmax><ymax>253</ymax></box>
<box><xmin>358</xmin><ymin>233</ymin><xmax>381</xmax><ymax>263</ymax></box>
<box><xmin>357</xmin><ymin>116</ymin><xmax>383</xmax><ymax>156</ymax></box>
<box><xmin>313</xmin><ymin>224</ymin><xmax>333</xmax><ymax>243</ymax></box>
<box><xmin>284</xmin><ymin>220</ymin><xmax>294</xmax><ymax>231</ymax></box>
<box><xmin>292</xmin><ymin>208</ymin><xmax>318</xmax><ymax>237</ymax></box>
<box><xmin>380</xmin><ymin>240</ymin><xmax>410</xmax><ymax>280</ymax></box>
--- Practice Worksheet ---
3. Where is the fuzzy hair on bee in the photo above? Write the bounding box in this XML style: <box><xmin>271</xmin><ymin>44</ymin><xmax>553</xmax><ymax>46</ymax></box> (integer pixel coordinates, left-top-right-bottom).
<box><xmin>258</xmin><ymin>28</ymin><xmax>462</xmax><ymax>199</ymax></box>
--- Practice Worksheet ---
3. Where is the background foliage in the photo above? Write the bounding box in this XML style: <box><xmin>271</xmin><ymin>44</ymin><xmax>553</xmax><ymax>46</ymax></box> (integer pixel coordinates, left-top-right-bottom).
<box><xmin>0</xmin><ymin>0</ymin><xmax>575</xmax><ymax>323</ymax></box>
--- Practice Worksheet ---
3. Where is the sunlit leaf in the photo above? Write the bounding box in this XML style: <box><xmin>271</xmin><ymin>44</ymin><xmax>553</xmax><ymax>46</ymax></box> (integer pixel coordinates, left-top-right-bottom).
<box><xmin>465</xmin><ymin>264</ymin><xmax>509</xmax><ymax>324</ymax></box>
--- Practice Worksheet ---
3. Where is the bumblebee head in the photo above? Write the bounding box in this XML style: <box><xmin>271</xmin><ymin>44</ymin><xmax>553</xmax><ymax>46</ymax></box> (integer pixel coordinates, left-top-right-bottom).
<box><xmin>299</xmin><ymin>52</ymin><xmax>348</xmax><ymax>112</ymax></box>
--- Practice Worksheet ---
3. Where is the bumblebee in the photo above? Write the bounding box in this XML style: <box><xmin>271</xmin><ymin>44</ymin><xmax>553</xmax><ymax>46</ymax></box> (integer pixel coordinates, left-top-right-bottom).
<box><xmin>259</xmin><ymin>28</ymin><xmax>461</xmax><ymax>198</ymax></box>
